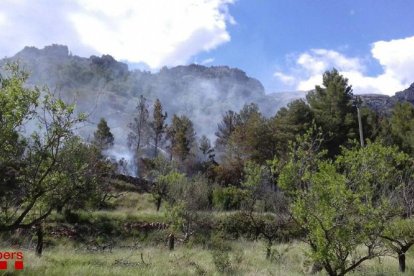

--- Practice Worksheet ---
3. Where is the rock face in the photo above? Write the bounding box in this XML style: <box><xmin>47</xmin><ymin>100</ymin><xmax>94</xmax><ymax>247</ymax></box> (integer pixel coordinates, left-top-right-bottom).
<box><xmin>395</xmin><ymin>83</ymin><xmax>414</xmax><ymax>103</ymax></box>
<box><xmin>360</xmin><ymin>83</ymin><xmax>414</xmax><ymax>114</ymax></box>
<box><xmin>359</xmin><ymin>94</ymin><xmax>396</xmax><ymax>113</ymax></box>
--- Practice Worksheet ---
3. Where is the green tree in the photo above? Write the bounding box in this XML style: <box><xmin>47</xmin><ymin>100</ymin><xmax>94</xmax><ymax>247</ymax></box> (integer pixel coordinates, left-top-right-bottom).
<box><xmin>382</xmin><ymin>218</ymin><xmax>414</xmax><ymax>273</ymax></box>
<box><xmin>128</xmin><ymin>95</ymin><xmax>149</xmax><ymax>160</ymax></box>
<box><xmin>58</xmin><ymin>137</ymin><xmax>115</xmax><ymax>210</ymax></box>
<box><xmin>289</xmin><ymin>162</ymin><xmax>386</xmax><ymax>276</ymax></box>
<box><xmin>306</xmin><ymin>69</ymin><xmax>357</xmax><ymax>156</ymax></box>
<box><xmin>215</xmin><ymin>110</ymin><xmax>240</xmax><ymax>150</ymax></box>
<box><xmin>167</xmin><ymin>114</ymin><xmax>196</xmax><ymax>162</ymax></box>
<box><xmin>387</xmin><ymin>102</ymin><xmax>414</xmax><ymax>154</ymax></box>
<box><xmin>147</xmin><ymin>156</ymin><xmax>177</xmax><ymax>211</ymax></box>
<box><xmin>199</xmin><ymin>135</ymin><xmax>215</xmax><ymax>162</ymax></box>
<box><xmin>0</xmin><ymin>64</ymin><xmax>87</xmax><ymax>233</ymax></box>
<box><xmin>270</xmin><ymin>99</ymin><xmax>313</xmax><ymax>158</ymax></box>
<box><xmin>0</xmin><ymin>63</ymin><xmax>38</xmax><ymax>161</ymax></box>
<box><xmin>93</xmin><ymin>118</ymin><xmax>114</xmax><ymax>151</ymax></box>
<box><xmin>150</xmin><ymin>98</ymin><xmax>167</xmax><ymax>157</ymax></box>
<box><xmin>336</xmin><ymin>142</ymin><xmax>414</xmax><ymax>273</ymax></box>
<box><xmin>278</xmin><ymin>134</ymin><xmax>401</xmax><ymax>275</ymax></box>
<box><xmin>278</xmin><ymin>125</ymin><xmax>326</xmax><ymax>197</ymax></box>
<box><xmin>228</xmin><ymin>104</ymin><xmax>275</xmax><ymax>164</ymax></box>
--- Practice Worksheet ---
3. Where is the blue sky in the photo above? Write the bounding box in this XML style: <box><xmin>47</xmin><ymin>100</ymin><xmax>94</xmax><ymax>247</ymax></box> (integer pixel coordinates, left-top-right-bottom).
<box><xmin>0</xmin><ymin>0</ymin><xmax>413</xmax><ymax>95</ymax></box>
<box><xmin>195</xmin><ymin>0</ymin><xmax>414</xmax><ymax>94</ymax></box>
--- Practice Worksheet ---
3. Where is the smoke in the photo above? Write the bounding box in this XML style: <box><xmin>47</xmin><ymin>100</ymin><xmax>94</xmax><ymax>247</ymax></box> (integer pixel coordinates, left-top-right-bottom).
<box><xmin>104</xmin><ymin>145</ymin><xmax>137</xmax><ymax>177</ymax></box>
<box><xmin>2</xmin><ymin>45</ymin><xmax>304</xmax><ymax>176</ymax></box>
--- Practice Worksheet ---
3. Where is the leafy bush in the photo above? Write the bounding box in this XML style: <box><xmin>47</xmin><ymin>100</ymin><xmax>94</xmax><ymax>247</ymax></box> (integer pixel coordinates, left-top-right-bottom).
<box><xmin>211</xmin><ymin>250</ymin><xmax>232</xmax><ymax>273</ymax></box>
<box><xmin>212</xmin><ymin>186</ymin><xmax>249</xmax><ymax>210</ymax></box>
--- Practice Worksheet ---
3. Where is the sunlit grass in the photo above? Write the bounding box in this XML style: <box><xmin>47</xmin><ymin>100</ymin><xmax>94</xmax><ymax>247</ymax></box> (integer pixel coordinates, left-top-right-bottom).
<box><xmin>3</xmin><ymin>187</ymin><xmax>414</xmax><ymax>275</ymax></box>
<box><xmin>4</xmin><ymin>240</ymin><xmax>413</xmax><ymax>275</ymax></box>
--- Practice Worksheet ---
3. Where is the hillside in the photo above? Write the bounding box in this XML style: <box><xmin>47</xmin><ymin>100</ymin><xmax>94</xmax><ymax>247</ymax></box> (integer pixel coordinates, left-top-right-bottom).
<box><xmin>1</xmin><ymin>45</ymin><xmax>305</xmax><ymax>145</ymax></box>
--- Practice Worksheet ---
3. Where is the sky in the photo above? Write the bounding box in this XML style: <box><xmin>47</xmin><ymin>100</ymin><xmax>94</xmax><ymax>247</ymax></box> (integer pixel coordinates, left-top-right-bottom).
<box><xmin>0</xmin><ymin>0</ymin><xmax>413</xmax><ymax>95</ymax></box>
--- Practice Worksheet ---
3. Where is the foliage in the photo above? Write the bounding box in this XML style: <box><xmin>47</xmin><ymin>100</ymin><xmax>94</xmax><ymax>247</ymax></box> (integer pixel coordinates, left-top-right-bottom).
<box><xmin>336</xmin><ymin>141</ymin><xmax>411</xmax><ymax>208</ymax></box>
<box><xmin>167</xmin><ymin>114</ymin><xmax>196</xmax><ymax>162</ymax></box>
<box><xmin>215</xmin><ymin>110</ymin><xmax>240</xmax><ymax>150</ymax></box>
<box><xmin>278</xmin><ymin>125</ymin><xmax>326</xmax><ymax>197</ymax></box>
<box><xmin>198</xmin><ymin>135</ymin><xmax>215</xmax><ymax>162</ymax></box>
<box><xmin>128</xmin><ymin>95</ymin><xmax>150</xmax><ymax>164</ymax></box>
<box><xmin>0</xmin><ymin>63</ymin><xmax>89</xmax><ymax>232</ymax></box>
<box><xmin>382</xmin><ymin>218</ymin><xmax>414</xmax><ymax>272</ymax></box>
<box><xmin>388</xmin><ymin>102</ymin><xmax>414</xmax><ymax>154</ymax></box>
<box><xmin>93</xmin><ymin>118</ymin><xmax>114</xmax><ymax>151</ymax></box>
<box><xmin>212</xmin><ymin>186</ymin><xmax>250</xmax><ymax>210</ymax></box>
<box><xmin>149</xmin><ymin>98</ymin><xmax>167</xmax><ymax>157</ymax></box>
<box><xmin>270</xmin><ymin>99</ymin><xmax>313</xmax><ymax>157</ymax></box>
<box><xmin>306</xmin><ymin>69</ymin><xmax>357</xmax><ymax>156</ymax></box>
<box><xmin>290</xmin><ymin>162</ymin><xmax>387</xmax><ymax>276</ymax></box>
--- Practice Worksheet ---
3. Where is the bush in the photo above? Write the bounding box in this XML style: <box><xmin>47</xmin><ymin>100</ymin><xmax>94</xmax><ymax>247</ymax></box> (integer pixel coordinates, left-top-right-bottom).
<box><xmin>212</xmin><ymin>186</ymin><xmax>249</xmax><ymax>210</ymax></box>
<box><xmin>211</xmin><ymin>250</ymin><xmax>232</xmax><ymax>273</ymax></box>
<box><xmin>219</xmin><ymin>212</ymin><xmax>256</xmax><ymax>240</ymax></box>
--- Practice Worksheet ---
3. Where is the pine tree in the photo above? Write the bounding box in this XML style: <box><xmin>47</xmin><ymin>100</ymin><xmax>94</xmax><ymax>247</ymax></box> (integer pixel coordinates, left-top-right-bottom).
<box><xmin>93</xmin><ymin>118</ymin><xmax>114</xmax><ymax>151</ymax></box>
<box><xmin>199</xmin><ymin>135</ymin><xmax>215</xmax><ymax>161</ymax></box>
<box><xmin>128</xmin><ymin>95</ymin><xmax>150</xmax><ymax>157</ymax></box>
<box><xmin>306</xmin><ymin>69</ymin><xmax>357</xmax><ymax>156</ymax></box>
<box><xmin>167</xmin><ymin>115</ymin><xmax>195</xmax><ymax>161</ymax></box>
<box><xmin>150</xmin><ymin>98</ymin><xmax>167</xmax><ymax>157</ymax></box>
<box><xmin>215</xmin><ymin>110</ymin><xmax>240</xmax><ymax>150</ymax></box>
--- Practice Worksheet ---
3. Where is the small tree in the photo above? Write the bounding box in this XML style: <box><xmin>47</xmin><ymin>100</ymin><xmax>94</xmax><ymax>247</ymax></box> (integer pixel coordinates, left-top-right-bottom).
<box><xmin>167</xmin><ymin>114</ymin><xmax>196</xmax><ymax>162</ymax></box>
<box><xmin>382</xmin><ymin>218</ymin><xmax>414</xmax><ymax>273</ymax></box>
<box><xmin>0</xmin><ymin>64</ymin><xmax>87</xmax><ymax>235</ymax></box>
<box><xmin>150</xmin><ymin>98</ymin><xmax>167</xmax><ymax>157</ymax></box>
<box><xmin>278</xmin><ymin>133</ymin><xmax>393</xmax><ymax>276</ymax></box>
<box><xmin>93</xmin><ymin>118</ymin><xmax>114</xmax><ymax>151</ymax></box>
<box><xmin>289</xmin><ymin>162</ymin><xmax>386</xmax><ymax>276</ymax></box>
<box><xmin>128</xmin><ymin>95</ymin><xmax>149</xmax><ymax>168</ymax></box>
<box><xmin>147</xmin><ymin>156</ymin><xmax>177</xmax><ymax>211</ymax></box>
<box><xmin>199</xmin><ymin>135</ymin><xmax>215</xmax><ymax>162</ymax></box>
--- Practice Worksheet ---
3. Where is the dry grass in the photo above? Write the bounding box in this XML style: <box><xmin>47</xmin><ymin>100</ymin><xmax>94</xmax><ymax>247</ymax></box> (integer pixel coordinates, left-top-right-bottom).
<box><xmin>2</xmin><ymin>240</ymin><xmax>413</xmax><ymax>275</ymax></box>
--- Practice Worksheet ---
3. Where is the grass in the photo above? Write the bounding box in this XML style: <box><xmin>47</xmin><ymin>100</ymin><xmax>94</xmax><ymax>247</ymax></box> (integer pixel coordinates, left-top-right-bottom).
<box><xmin>2</xmin><ymin>240</ymin><xmax>414</xmax><ymax>275</ymax></box>
<box><xmin>2</xmin><ymin>186</ymin><xmax>414</xmax><ymax>275</ymax></box>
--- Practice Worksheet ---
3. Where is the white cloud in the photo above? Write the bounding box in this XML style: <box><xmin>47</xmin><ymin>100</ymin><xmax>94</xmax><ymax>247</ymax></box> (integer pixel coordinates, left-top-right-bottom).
<box><xmin>201</xmin><ymin>57</ymin><xmax>215</xmax><ymax>65</ymax></box>
<box><xmin>0</xmin><ymin>12</ymin><xmax>6</xmax><ymax>26</ymax></box>
<box><xmin>274</xmin><ymin>71</ymin><xmax>296</xmax><ymax>85</ymax></box>
<box><xmin>371</xmin><ymin>36</ymin><xmax>414</xmax><ymax>87</ymax></box>
<box><xmin>275</xmin><ymin>36</ymin><xmax>414</xmax><ymax>95</ymax></box>
<box><xmin>0</xmin><ymin>0</ymin><xmax>235</xmax><ymax>68</ymax></box>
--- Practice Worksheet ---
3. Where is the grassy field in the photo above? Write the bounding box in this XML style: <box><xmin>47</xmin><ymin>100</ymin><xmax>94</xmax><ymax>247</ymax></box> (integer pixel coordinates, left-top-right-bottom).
<box><xmin>2</xmin><ymin>241</ymin><xmax>414</xmax><ymax>275</ymax></box>
<box><xmin>2</xmin><ymin>190</ymin><xmax>414</xmax><ymax>275</ymax></box>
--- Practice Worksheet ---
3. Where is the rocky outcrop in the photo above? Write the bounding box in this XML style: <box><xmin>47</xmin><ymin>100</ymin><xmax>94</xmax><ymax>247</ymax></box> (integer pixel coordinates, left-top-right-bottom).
<box><xmin>394</xmin><ymin>83</ymin><xmax>414</xmax><ymax>103</ymax></box>
<box><xmin>360</xmin><ymin>83</ymin><xmax>414</xmax><ymax>114</ymax></box>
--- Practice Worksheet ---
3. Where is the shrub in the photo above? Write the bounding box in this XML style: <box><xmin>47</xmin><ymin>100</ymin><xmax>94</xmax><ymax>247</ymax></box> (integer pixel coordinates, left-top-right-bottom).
<box><xmin>212</xmin><ymin>186</ymin><xmax>249</xmax><ymax>210</ymax></box>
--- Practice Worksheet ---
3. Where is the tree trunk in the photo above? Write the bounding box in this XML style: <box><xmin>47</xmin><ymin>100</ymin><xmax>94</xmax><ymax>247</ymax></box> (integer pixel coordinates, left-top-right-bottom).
<box><xmin>266</xmin><ymin>240</ymin><xmax>272</xmax><ymax>259</ymax></box>
<box><xmin>154</xmin><ymin>136</ymin><xmax>159</xmax><ymax>157</ymax></box>
<box><xmin>310</xmin><ymin>262</ymin><xmax>323</xmax><ymax>274</ymax></box>
<box><xmin>168</xmin><ymin>233</ymin><xmax>175</xmax><ymax>250</ymax></box>
<box><xmin>156</xmin><ymin>198</ymin><xmax>162</xmax><ymax>211</ymax></box>
<box><xmin>35</xmin><ymin>224</ymin><xmax>43</xmax><ymax>257</ymax></box>
<box><xmin>399</xmin><ymin>253</ymin><xmax>406</xmax><ymax>273</ymax></box>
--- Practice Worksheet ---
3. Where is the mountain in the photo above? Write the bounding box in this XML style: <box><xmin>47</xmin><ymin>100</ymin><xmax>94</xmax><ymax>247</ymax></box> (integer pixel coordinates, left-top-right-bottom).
<box><xmin>4</xmin><ymin>44</ymin><xmax>413</xmax><ymax>149</ymax></box>
<box><xmin>0</xmin><ymin>45</ymin><xmax>305</xmax><ymax>151</ymax></box>
<box><xmin>360</xmin><ymin>83</ymin><xmax>414</xmax><ymax>114</ymax></box>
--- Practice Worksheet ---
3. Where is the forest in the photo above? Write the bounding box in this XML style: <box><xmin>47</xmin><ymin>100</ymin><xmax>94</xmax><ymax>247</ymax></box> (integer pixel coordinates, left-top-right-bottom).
<box><xmin>1</xmin><ymin>61</ymin><xmax>414</xmax><ymax>276</ymax></box>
